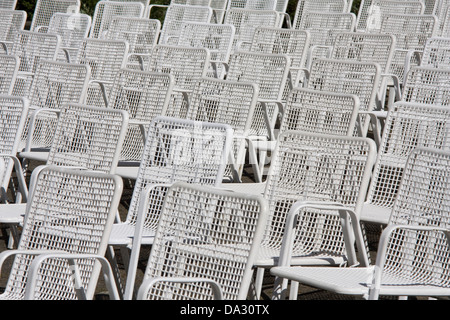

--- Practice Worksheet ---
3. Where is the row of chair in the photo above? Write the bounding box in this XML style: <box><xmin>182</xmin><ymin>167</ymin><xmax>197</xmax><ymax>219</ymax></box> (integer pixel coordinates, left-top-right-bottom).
<box><xmin>0</xmin><ymin>0</ymin><xmax>448</xmax><ymax>300</ymax></box>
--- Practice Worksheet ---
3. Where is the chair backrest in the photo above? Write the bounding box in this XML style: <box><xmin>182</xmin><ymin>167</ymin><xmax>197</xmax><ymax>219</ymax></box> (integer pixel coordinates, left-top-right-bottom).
<box><xmin>331</xmin><ymin>31</ymin><xmax>396</xmax><ymax>74</ymax></box>
<box><xmin>30</xmin><ymin>0</ymin><xmax>80</xmax><ymax>32</ymax></box>
<box><xmin>75</xmin><ymin>38</ymin><xmax>129</xmax><ymax>107</ymax></box>
<box><xmin>124</xmin><ymin>116</ymin><xmax>233</xmax><ymax>228</ymax></box>
<box><xmin>402</xmin><ymin>66</ymin><xmax>450</xmax><ymax>106</ymax></box>
<box><xmin>306</xmin><ymin>58</ymin><xmax>381</xmax><ymax>135</ymax></box>
<box><xmin>45</xmin><ymin>12</ymin><xmax>92</xmax><ymax>63</ymax></box>
<box><xmin>0</xmin><ymin>54</ymin><xmax>19</xmax><ymax>95</ymax></box>
<box><xmin>377</xmin><ymin>148</ymin><xmax>450</xmax><ymax>293</ymax></box>
<box><xmin>106</xmin><ymin>17</ymin><xmax>160</xmax><ymax>69</ymax></box>
<box><xmin>1</xmin><ymin>165</ymin><xmax>122</xmax><ymax>300</ymax></box>
<box><xmin>137</xmin><ymin>181</ymin><xmax>268</xmax><ymax>300</ymax></box>
<box><xmin>0</xmin><ymin>0</ymin><xmax>16</xmax><ymax>9</ymax></box>
<box><xmin>186</xmin><ymin>77</ymin><xmax>258</xmax><ymax>180</ymax></box>
<box><xmin>356</xmin><ymin>0</ymin><xmax>425</xmax><ymax>32</ymax></box>
<box><xmin>156</xmin><ymin>4</ymin><xmax>213</xmax><ymax>44</ymax></box>
<box><xmin>420</xmin><ymin>37</ymin><xmax>450</xmax><ymax>69</ymax></box>
<box><xmin>90</xmin><ymin>0</ymin><xmax>144</xmax><ymax>39</ymax></box>
<box><xmin>366</xmin><ymin>102</ymin><xmax>450</xmax><ymax>211</ymax></box>
<box><xmin>22</xmin><ymin>60</ymin><xmax>91</xmax><ymax>150</ymax></box>
<box><xmin>146</xmin><ymin>44</ymin><xmax>210</xmax><ymax>118</ymax></box>
<box><xmin>176</xmin><ymin>22</ymin><xmax>235</xmax><ymax>78</ymax></box>
<box><xmin>227</xmin><ymin>0</ymin><xmax>277</xmax><ymax>10</ymax></box>
<box><xmin>0</xmin><ymin>96</ymin><xmax>28</xmax><ymax>199</ymax></box>
<box><xmin>107</xmin><ymin>69</ymin><xmax>174</xmax><ymax>162</ymax></box>
<box><xmin>223</xmin><ymin>8</ymin><xmax>279</xmax><ymax>53</ymax></box>
<box><xmin>0</xmin><ymin>9</ymin><xmax>26</xmax><ymax>53</ymax></box>
<box><xmin>292</xmin><ymin>0</ymin><xmax>348</xmax><ymax>29</ymax></box>
<box><xmin>261</xmin><ymin>130</ymin><xmax>376</xmax><ymax>258</ymax></box>
<box><xmin>46</xmin><ymin>104</ymin><xmax>129</xmax><ymax>173</ymax></box>
<box><xmin>280</xmin><ymin>88</ymin><xmax>359</xmax><ymax>137</ymax></box>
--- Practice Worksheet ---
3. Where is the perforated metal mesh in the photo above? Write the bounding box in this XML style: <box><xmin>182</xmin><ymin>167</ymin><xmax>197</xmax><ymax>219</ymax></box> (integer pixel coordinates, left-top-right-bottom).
<box><xmin>402</xmin><ymin>67</ymin><xmax>450</xmax><ymax>106</ymax></box>
<box><xmin>249</xmin><ymin>27</ymin><xmax>310</xmax><ymax>98</ymax></box>
<box><xmin>75</xmin><ymin>39</ymin><xmax>128</xmax><ymax>107</ymax></box>
<box><xmin>106</xmin><ymin>17</ymin><xmax>160</xmax><ymax>70</ymax></box>
<box><xmin>46</xmin><ymin>13</ymin><xmax>91</xmax><ymax>63</ymax></box>
<box><xmin>281</xmin><ymin>88</ymin><xmax>359</xmax><ymax>137</ymax></box>
<box><xmin>0</xmin><ymin>0</ymin><xmax>16</xmax><ymax>9</ymax></box>
<box><xmin>420</xmin><ymin>37</ymin><xmax>450</xmax><ymax>69</ymax></box>
<box><xmin>296</xmin><ymin>12</ymin><xmax>356</xmax><ymax>61</ymax></box>
<box><xmin>356</xmin><ymin>0</ymin><xmax>424</xmax><ymax>32</ymax></box>
<box><xmin>378</xmin><ymin>14</ymin><xmax>438</xmax><ymax>83</ymax></box>
<box><xmin>90</xmin><ymin>0</ymin><xmax>144</xmax><ymax>39</ymax></box>
<box><xmin>10</xmin><ymin>31</ymin><xmax>61</xmax><ymax>97</ymax></box>
<box><xmin>331</xmin><ymin>32</ymin><xmax>395</xmax><ymax>73</ymax></box>
<box><xmin>22</xmin><ymin>60</ymin><xmax>90</xmax><ymax>150</ymax></box>
<box><xmin>366</xmin><ymin>102</ymin><xmax>450</xmax><ymax>211</ymax></box>
<box><xmin>30</xmin><ymin>0</ymin><xmax>80</xmax><ymax>32</ymax></box>
<box><xmin>187</xmin><ymin>77</ymin><xmax>258</xmax><ymax>179</ymax></box>
<box><xmin>124</xmin><ymin>116</ymin><xmax>232</xmax><ymax>229</ymax></box>
<box><xmin>47</xmin><ymin>104</ymin><xmax>128</xmax><ymax>173</ymax></box>
<box><xmin>0</xmin><ymin>9</ymin><xmax>26</xmax><ymax>53</ymax></box>
<box><xmin>176</xmin><ymin>22</ymin><xmax>234</xmax><ymax>78</ymax></box>
<box><xmin>156</xmin><ymin>4</ymin><xmax>212</xmax><ymax>44</ymax></box>
<box><xmin>307</xmin><ymin>58</ymin><xmax>381</xmax><ymax>136</ymax></box>
<box><xmin>141</xmin><ymin>182</ymin><xmax>266</xmax><ymax>300</ymax></box>
<box><xmin>0</xmin><ymin>96</ymin><xmax>27</xmax><ymax>192</ymax></box>
<box><xmin>146</xmin><ymin>45</ymin><xmax>210</xmax><ymax>118</ymax></box>
<box><xmin>0</xmin><ymin>54</ymin><xmax>19</xmax><ymax>95</ymax></box>
<box><xmin>228</xmin><ymin>0</ymin><xmax>277</xmax><ymax>10</ymax></box>
<box><xmin>379</xmin><ymin>148</ymin><xmax>450</xmax><ymax>290</ymax></box>
<box><xmin>292</xmin><ymin>0</ymin><xmax>347</xmax><ymax>29</ymax></box>
<box><xmin>108</xmin><ymin>69</ymin><xmax>174</xmax><ymax>161</ymax></box>
<box><xmin>223</xmin><ymin>8</ymin><xmax>279</xmax><ymax>53</ymax></box>
<box><xmin>260</xmin><ymin>131</ymin><xmax>375</xmax><ymax>263</ymax></box>
<box><xmin>0</xmin><ymin>166</ymin><xmax>122</xmax><ymax>300</ymax></box>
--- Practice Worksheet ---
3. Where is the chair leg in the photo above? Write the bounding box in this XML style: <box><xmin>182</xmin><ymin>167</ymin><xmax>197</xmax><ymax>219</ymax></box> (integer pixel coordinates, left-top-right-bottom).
<box><xmin>105</xmin><ymin>245</ymin><xmax>125</xmax><ymax>300</ymax></box>
<box><xmin>254</xmin><ymin>267</ymin><xmax>265</xmax><ymax>300</ymax></box>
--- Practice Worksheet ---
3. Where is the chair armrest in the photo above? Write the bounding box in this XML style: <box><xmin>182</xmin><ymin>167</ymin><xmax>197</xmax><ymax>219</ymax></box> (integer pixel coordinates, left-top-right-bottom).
<box><xmin>88</xmin><ymin>80</ymin><xmax>111</xmax><ymax>107</ymax></box>
<box><xmin>23</xmin><ymin>108</ymin><xmax>62</xmax><ymax>152</ymax></box>
<box><xmin>24</xmin><ymin>252</ymin><xmax>120</xmax><ymax>300</ymax></box>
<box><xmin>137</xmin><ymin>276</ymin><xmax>224</xmax><ymax>300</ymax></box>
<box><xmin>258</xmin><ymin>99</ymin><xmax>284</xmax><ymax>141</ymax></box>
<box><xmin>0</xmin><ymin>154</ymin><xmax>28</xmax><ymax>202</ymax></box>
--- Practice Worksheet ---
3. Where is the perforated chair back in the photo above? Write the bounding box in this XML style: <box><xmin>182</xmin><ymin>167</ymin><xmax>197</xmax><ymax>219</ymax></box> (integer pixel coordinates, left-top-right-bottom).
<box><xmin>106</xmin><ymin>17</ymin><xmax>160</xmax><ymax>70</ymax></box>
<box><xmin>30</xmin><ymin>0</ymin><xmax>80</xmax><ymax>32</ymax></box>
<box><xmin>0</xmin><ymin>54</ymin><xmax>19</xmax><ymax>95</ymax></box>
<box><xmin>90</xmin><ymin>0</ymin><xmax>144</xmax><ymax>39</ymax></box>
<box><xmin>292</xmin><ymin>0</ymin><xmax>348</xmax><ymax>29</ymax></box>
<box><xmin>363</xmin><ymin>103</ymin><xmax>450</xmax><ymax>223</ymax></box>
<box><xmin>0</xmin><ymin>96</ymin><xmax>28</xmax><ymax>201</ymax></box>
<box><xmin>331</xmin><ymin>32</ymin><xmax>396</xmax><ymax>74</ymax></box>
<box><xmin>402</xmin><ymin>66</ymin><xmax>450</xmax><ymax>106</ymax></box>
<box><xmin>0</xmin><ymin>0</ymin><xmax>16</xmax><ymax>9</ymax></box>
<box><xmin>137</xmin><ymin>182</ymin><xmax>268</xmax><ymax>300</ymax></box>
<box><xmin>186</xmin><ymin>77</ymin><xmax>258</xmax><ymax>180</ymax></box>
<box><xmin>75</xmin><ymin>38</ymin><xmax>129</xmax><ymax>107</ymax></box>
<box><xmin>146</xmin><ymin>45</ymin><xmax>210</xmax><ymax>118</ymax></box>
<box><xmin>223</xmin><ymin>8</ymin><xmax>279</xmax><ymax>53</ymax></box>
<box><xmin>107</xmin><ymin>69</ymin><xmax>174</xmax><ymax>162</ymax></box>
<box><xmin>0</xmin><ymin>9</ymin><xmax>26</xmax><ymax>53</ymax></box>
<box><xmin>227</xmin><ymin>0</ymin><xmax>277</xmax><ymax>10</ymax></box>
<box><xmin>356</xmin><ymin>0</ymin><xmax>425</xmax><ymax>32</ymax></box>
<box><xmin>45</xmin><ymin>12</ymin><xmax>92</xmax><ymax>63</ymax></box>
<box><xmin>10</xmin><ymin>30</ymin><xmax>61</xmax><ymax>96</ymax></box>
<box><xmin>176</xmin><ymin>22</ymin><xmax>235</xmax><ymax>78</ymax></box>
<box><xmin>0</xmin><ymin>166</ymin><xmax>123</xmax><ymax>300</ymax></box>
<box><xmin>306</xmin><ymin>58</ymin><xmax>381</xmax><ymax>136</ymax></box>
<box><xmin>22</xmin><ymin>60</ymin><xmax>90</xmax><ymax>151</ymax></box>
<box><xmin>420</xmin><ymin>37</ymin><xmax>450</xmax><ymax>69</ymax></box>
<box><xmin>156</xmin><ymin>4</ymin><xmax>212</xmax><ymax>44</ymax></box>
<box><xmin>259</xmin><ymin>130</ymin><xmax>376</xmax><ymax>265</ymax></box>
<box><xmin>46</xmin><ymin>104</ymin><xmax>129</xmax><ymax>174</ymax></box>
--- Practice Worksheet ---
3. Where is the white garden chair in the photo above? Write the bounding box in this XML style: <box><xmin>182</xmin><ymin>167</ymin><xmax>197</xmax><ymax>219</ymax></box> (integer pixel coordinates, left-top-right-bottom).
<box><xmin>29</xmin><ymin>0</ymin><xmax>80</xmax><ymax>32</ymax></box>
<box><xmin>0</xmin><ymin>9</ymin><xmax>26</xmax><ymax>54</ymax></box>
<box><xmin>0</xmin><ymin>54</ymin><xmax>19</xmax><ymax>95</ymax></box>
